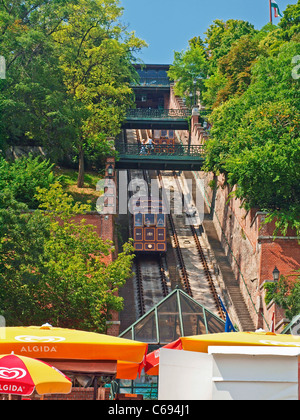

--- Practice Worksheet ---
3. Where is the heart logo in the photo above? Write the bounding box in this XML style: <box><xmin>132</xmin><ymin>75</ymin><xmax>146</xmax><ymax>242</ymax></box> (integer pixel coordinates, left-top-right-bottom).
<box><xmin>15</xmin><ymin>335</ymin><xmax>66</xmax><ymax>343</ymax></box>
<box><xmin>0</xmin><ymin>367</ymin><xmax>27</xmax><ymax>380</ymax></box>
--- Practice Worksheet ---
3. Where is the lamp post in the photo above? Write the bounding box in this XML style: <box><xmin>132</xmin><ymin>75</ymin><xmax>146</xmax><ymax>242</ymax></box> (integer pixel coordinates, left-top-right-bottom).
<box><xmin>107</xmin><ymin>164</ymin><xmax>114</xmax><ymax>178</ymax></box>
<box><xmin>193</xmin><ymin>79</ymin><xmax>197</xmax><ymax>107</ymax></box>
<box><xmin>272</xmin><ymin>266</ymin><xmax>280</xmax><ymax>281</ymax></box>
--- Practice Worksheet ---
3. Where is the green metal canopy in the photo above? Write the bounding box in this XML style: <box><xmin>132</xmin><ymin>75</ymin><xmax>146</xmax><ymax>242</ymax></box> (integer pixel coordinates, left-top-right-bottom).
<box><xmin>282</xmin><ymin>314</ymin><xmax>300</xmax><ymax>335</ymax></box>
<box><xmin>119</xmin><ymin>288</ymin><xmax>225</xmax><ymax>346</ymax></box>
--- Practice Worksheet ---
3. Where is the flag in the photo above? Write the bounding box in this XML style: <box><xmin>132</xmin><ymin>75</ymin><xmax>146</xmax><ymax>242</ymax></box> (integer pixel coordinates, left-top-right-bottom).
<box><xmin>270</xmin><ymin>311</ymin><xmax>275</xmax><ymax>333</ymax></box>
<box><xmin>271</xmin><ymin>1</ymin><xmax>283</xmax><ymax>18</ymax></box>
<box><xmin>218</xmin><ymin>295</ymin><xmax>236</xmax><ymax>333</ymax></box>
<box><xmin>144</xmin><ymin>339</ymin><xmax>183</xmax><ymax>375</ymax></box>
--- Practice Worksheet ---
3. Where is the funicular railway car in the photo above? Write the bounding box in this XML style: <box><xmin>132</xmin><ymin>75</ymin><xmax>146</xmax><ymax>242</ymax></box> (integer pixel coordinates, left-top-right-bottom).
<box><xmin>133</xmin><ymin>196</ymin><xmax>167</xmax><ymax>253</ymax></box>
<box><xmin>153</xmin><ymin>129</ymin><xmax>175</xmax><ymax>154</ymax></box>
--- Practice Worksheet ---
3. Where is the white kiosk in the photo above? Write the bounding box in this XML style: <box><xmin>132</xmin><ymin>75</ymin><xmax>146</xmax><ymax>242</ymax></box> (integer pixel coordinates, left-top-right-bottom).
<box><xmin>159</xmin><ymin>346</ymin><xmax>300</xmax><ymax>400</ymax></box>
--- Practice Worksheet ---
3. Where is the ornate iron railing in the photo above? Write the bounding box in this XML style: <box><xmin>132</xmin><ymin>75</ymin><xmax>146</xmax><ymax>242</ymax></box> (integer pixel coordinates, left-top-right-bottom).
<box><xmin>115</xmin><ymin>143</ymin><xmax>205</xmax><ymax>158</ymax></box>
<box><xmin>126</xmin><ymin>108</ymin><xmax>191</xmax><ymax>121</ymax></box>
<box><xmin>131</xmin><ymin>77</ymin><xmax>170</xmax><ymax>87</ymax></box>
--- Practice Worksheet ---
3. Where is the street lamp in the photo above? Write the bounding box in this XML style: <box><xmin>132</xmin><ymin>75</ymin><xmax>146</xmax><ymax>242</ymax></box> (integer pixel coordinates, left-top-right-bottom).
<box><xmin>107</xmin><ymin>164</ymin><xmax>114</xmax><ymax>177</ymax></box>
<box><xmin>192</xmin><ymin>79</ymin><xmax>197</xmax><ymax>107</ymax></box>
<box><xmin>272</xmin><ymin>266</ymin><xmax>280</xmax><ymax>281</ymax></box>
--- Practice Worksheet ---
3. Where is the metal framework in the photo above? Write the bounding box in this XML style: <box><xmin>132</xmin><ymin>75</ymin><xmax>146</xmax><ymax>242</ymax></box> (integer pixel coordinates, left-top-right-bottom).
<box><xmin>131</xmin><ymin>77</ymin><xmax>170</xmax><ymax>88</ymax></box>
<box><xmin>126</xmin><ymin>108</ymin><xmax>190</xmax><ymax>121</ymax></box>
<box><xmin>115</xmin><ymin>143</ymin><xmax>205</xmax><ymax>170</ymax></box>
<box><xmin>116</xmin><ymin>143</ymin><xmax>204</xmax><ymax>157</ymax></box>
<box><xmin>119</xmin><ymin>288</ymin><xmax>225</xmax><ymax>345</ymax></box>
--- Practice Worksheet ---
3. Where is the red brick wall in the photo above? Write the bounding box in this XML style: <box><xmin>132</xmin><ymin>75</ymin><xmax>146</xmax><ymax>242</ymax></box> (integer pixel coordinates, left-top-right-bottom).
<box><xmin>169</xmin><ymin>86</ymin><xmax>300</xmax><ymax>331</ymax></box>
<box><xmin>68</xmin><ymin>212</ymin><xmax>120</xmax><ymax>337</ymax></box>
<box><xmin>14</xmin><ymin>387</ymin><xmax>110</xmax><ymax>400</ymax></box>
<box><xmin>202</xmin><ymin>172</ymin><xmax>300</xmax><ymax>331</ymax></box>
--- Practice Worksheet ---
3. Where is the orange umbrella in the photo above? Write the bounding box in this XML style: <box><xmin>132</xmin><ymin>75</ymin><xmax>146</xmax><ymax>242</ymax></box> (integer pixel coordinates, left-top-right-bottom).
<box><xmin>144</xmin><ymin>332</ymin><xmax>300</xmax><ymax>376</ymax></box>
<box><xmin>144</xmin><ymin>339</ymin><xmax>183</xmax><ymax>376</ymax></box>
<box><xmin>0</xmin><ymin>353</ymin><xmax>71</xmax><ymax>396</ymax></box>
<box><xmin>0</xmin><ymin>325</ymin><xmax>148</xmax><ymax>380</ymax></box>
<box><xmin>180</xmin><ymin>331</ymin><xmax>300</xmax><ymax>353</ymax></box>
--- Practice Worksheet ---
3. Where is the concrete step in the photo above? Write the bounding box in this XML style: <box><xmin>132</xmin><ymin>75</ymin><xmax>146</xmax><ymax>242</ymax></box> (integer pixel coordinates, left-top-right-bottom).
<box><xmin>201</xmin><ymin>219</ymin><xmax>256</xmax><ymax>332</ymax></box>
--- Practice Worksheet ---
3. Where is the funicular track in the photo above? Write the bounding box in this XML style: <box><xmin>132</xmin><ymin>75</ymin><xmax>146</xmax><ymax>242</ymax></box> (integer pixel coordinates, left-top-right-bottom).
<box><xmin>125</xmin><ymin>128</ymin><xmax>223</xmax><ymax>320</ymax></box>
<box><xmin>158</xmin><ymin>169</ymin><xmax>225</xmax><ymax>319</ymax></box>
<box><xmin>127</xmin><ymin>164</ymin><xmax>169</xmax><ymax>318</ymax></box>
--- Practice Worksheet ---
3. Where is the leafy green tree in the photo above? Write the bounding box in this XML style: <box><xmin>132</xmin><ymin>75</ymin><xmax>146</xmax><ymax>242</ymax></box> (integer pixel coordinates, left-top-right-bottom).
<box><xmin>226</xmin><ymin>102</ymin><xmax>300</xmax><ymax>232</ymax></box>
<box><xmin>204</xmin><ymin>19</ymin><xmax>256</xmax><ymax>69</ymax></box>
<box><xmin>0</xmin><ymin>183</ymin><xmax>134</xmax><ymax>331</ymax></box>
<box><xmin>278</xmin><ymin>1</ymin><xmax>300</xmax><ymax>41</ymax></box>
<box><xmin>0</xmin><ymin>0</ymin><xmax>76</xmax><ymax>159</ymax></box>
<box><xmin>264</xmin><ymin>272</ymin><xmax>300</xmax><ymax>320</ymax></box>
<box><xmin>0</xmin><ymin>190</ymin><xmax>51</xmax><ymax>324</ymax></box>
<box><xmin>200</xmin><ymin>20</ymin><xmax>258</xmax><ymax>109</ymax></box>
<box><xmin>214</xmin><ymin>35</ymin><xmax>260</xmax><ymax>105</ymax></box>
<box><xmin>0</xmin><ymin>155</ymin><xmax>56</xmax><ymax>208</ymax></box>
<box><xmin>202</xmin><ymin>13</ymin><xmax>300</xmax><ymax>236</ymax></box>
<box><xmin>51</xmin><ymin>0</ymin><xmax>146</xmax><ymax>187</ymax></box>
<box><xmin>168</xmin><ymin>37</ymin><xmax>208</xmax><ymax>106</ymax></box>
<box><xmin>0</xmin><ymin>0</ymin><xmax>146</xmax><ymax>182</ymax></box>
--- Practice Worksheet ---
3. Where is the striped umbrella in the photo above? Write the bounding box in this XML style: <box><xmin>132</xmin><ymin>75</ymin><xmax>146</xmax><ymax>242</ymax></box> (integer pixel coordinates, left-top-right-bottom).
<box><xmin>0</xmin><ymin>353</ymin><xmax>71</xmax><ymax>396</ymax></box>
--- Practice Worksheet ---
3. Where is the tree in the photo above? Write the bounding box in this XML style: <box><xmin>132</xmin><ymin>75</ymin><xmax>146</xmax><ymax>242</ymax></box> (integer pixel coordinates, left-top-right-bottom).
<box><xmin>206</xmin><ymin>99</ymin><xmax>300</xmax><ymax>235</ymax></box>
<box><xmin>204</xmin><ymin>19</ymin><xmax>256</xmax><ymax>69</ymax></box>
<box><xmin>279</xmin><ymin>1</ymin><xmax>300</xmax><ymax>41</ymax></box>
<box><xmin>214</xmin><ymin>35</ymin><xmax>260</xmax><ymax>105</ymax></box>
<box><xmin>264</xmin><ymin>272</ymin><xmax>300</xmax><ymax>320</ymax></box>
<box><xmin>202</xmin><ymin>16</ymin><xmax>300</xmax><ymax>237</ymax></box>
<box><xmin>0</xmin><ymin>0</ymin><xmax>146</xmax><ymax>181</ymax></box>
<box><xmin>168</xmin><ymin>37</ymin><xmax>208</xmax><ymax>106</ymax></box>
<box><xmin>51</xmin><ymin>0</ymin><xmax>146</xmax><ymax>187</ymax></box>
<box><xmin>0</xmin><ymin>0</ymin><xmax>76</xmax><ymax>160</ymax></box>
<box><xmin>0</xmin><ymin>190</ymin><xmax>51</xmax><ymax>324</ymax></box>
<box><xmin>0</xmin><ymin>183</ymin><xmax>134</xmax><ymax>331</ymax></box>
<box><xmin>0</xmin><ymin>154</ymin><xmax>56</xmax><ymax>208</ymax></box>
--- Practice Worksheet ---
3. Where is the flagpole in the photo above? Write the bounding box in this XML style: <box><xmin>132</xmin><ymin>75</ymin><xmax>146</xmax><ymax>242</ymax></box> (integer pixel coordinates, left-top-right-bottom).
<box><xmin>269</xmin><ymin>0</ymin><xmax>273</xmax><ymax>24</ymax></box>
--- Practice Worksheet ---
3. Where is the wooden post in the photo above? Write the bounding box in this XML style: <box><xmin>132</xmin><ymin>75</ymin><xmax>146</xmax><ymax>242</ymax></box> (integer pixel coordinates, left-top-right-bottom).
<box><xmin>93</xmin><ymin>377</ymin><xmax>98</xmax><ymax>400</ymax></box>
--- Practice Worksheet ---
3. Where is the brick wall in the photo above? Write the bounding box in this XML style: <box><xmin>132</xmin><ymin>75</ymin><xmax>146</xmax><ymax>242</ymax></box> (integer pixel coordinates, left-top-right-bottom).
<box><xmin>169</xmin><ymin>87</ymin><xmax>208</xmax><ymax>146</ymax></box>
<box><xmin>169</xmin><ymin>87</ymin><xmax>300</xmax><ymax>332</ymax></box>
<box><xmin>43</xmin><ymin>387</ymin><xmax>110</xmax><ymax>400</ymax></box>
<box><xmin>201</xmin><ymin>171</ymin><xmax>300</xmax><ymax>331</ymax></box>
<box><xmin>70</xmin><ymin>211</ymin><xmax>120</xmax><ymax>337</ymax></box>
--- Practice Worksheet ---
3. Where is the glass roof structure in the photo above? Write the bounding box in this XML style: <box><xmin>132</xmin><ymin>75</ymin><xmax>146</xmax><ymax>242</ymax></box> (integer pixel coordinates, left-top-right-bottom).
<box><xmin>119</xmin><ymin>288</ymin><xmax>226</xmax><ymax>346</ymax></box>
<box><xmin>282</xmin><ymin>314</ymin><xmax>300</xmax><ymax>335</ymax></box>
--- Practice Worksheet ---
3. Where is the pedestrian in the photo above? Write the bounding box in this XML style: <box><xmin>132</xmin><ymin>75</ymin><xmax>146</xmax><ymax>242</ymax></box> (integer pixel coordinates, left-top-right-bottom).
<box><xmin>147</xmin><ymin>136</ymin><xmax>155</xmax><ymax>154</ymax></box>
<box><xmin>140</xmin><ymin>139</ymin><xmax>147</xmax><ymax>155</ymax></box>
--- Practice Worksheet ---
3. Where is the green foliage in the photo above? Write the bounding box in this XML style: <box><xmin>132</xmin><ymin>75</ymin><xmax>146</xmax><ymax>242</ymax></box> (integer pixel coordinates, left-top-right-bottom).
<box><xmin>0</xmin><ymin>155</ymin><xmax>56</xmax><ymax>208</ymax></box>
<box><xmin>214</xmin><ymin>35</ymin><xmax>261</xmax><ymax>104</ymax></box>
<box><xmin>278</xmin><ymin>1</ymin><xmax>300</xmax><ymax>41</ymax></box>
<box><xmin>0</xmin><ymin>0</ymin><xmax>146</xmax><ymax>182</ymax></box>
<box><xmin>168</xmin><ymin>37</ymin><xmax>208</xmax><ymax>105</ymax></box>
<box><xmin>0</xmin><ymin>190</ymin><xmax>51</xmax><ymax>324</ymax></box>
<box><xmin>264</xmin><ymin>273</ymin><xmax>300</xmax><ymax>320</ymax></box>
<box><xmin>191</xmin><ymin>6</ymin><xmax>300</xmax><ymax>237</ymax></box>
<box><xmin>0</xmin><ymin>182</ymin><xmax>134</xmax><ymax>331</ymax></box>
<box><xmin>204</xmin><ymin>19</ymin><xmax>256</xmax><ymax>69</ymax></box>
<box><xmin>0</xmin><ymin>0</ymin><xmax>76</xmax><ymax>159</ymax></box>
<box><xmin>170</xmin><ymin>3</ymin><xmax>300</xmax><ymax>237</ymax></box>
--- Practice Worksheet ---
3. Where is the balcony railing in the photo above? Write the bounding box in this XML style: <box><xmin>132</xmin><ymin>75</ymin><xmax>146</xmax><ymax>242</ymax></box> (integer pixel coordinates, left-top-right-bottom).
<box><xmin>126</xmin><ymin>109</ymin><xmax>191</xmax><ymax>121</ymax></box>
<box><xmin>131</xmin><ymin>77</ymin><xmax>170</xmax><ymax>87</ymax></box>
<box><xmin>115</xmin><ymin>143</ymin><xmax>205</xmax><ymax>158</ymax></box>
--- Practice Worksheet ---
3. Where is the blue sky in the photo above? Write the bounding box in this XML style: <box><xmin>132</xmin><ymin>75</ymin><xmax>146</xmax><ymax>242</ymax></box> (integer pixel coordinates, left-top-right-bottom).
<box><xmin>119</xmin><ymin>0</ymin><xmax>297</xmax><ymax>64</ymax></box>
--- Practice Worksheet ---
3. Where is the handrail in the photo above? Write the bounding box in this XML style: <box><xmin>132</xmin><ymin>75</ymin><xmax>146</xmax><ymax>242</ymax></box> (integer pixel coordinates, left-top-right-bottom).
<box><xmin>115</xmin><ymin>143</ymin><xmax>205</xmax><ymax>157</ymax></box>
<box><xmin>131</xmin><ymin>77</ymin><xmax>170</xmax><ymax>87</ymax></box>
<box><xmin>126</xmin><ymin>108</ymin><xmax>191</xmax><ymax>120</ymax></box>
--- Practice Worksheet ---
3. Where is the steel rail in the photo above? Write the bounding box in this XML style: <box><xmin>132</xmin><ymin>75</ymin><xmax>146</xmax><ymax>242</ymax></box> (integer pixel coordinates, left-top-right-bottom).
<box><xmin>172</xmin><ymin>171</ymin><xmax>225</xmax><ymax>320</ymax></box>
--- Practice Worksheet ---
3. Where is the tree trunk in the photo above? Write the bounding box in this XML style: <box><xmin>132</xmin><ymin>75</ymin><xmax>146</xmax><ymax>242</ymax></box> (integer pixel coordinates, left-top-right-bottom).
<box><xmin>77</xmin><ymin>146</ymin><xmax>85</xmax><ymax>188</ymax></box>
